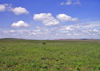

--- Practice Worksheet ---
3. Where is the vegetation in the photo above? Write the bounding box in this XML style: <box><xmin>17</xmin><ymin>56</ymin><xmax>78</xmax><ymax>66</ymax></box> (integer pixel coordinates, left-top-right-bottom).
<box><xmin>42</xmin><ymin>42</ymin><xmax>46</xmax><ymax>45</ymax></box>
<box><xmin>0</xmin><ymin>39</ymin><xmax>100</xmax><ymax>71</ymax></box>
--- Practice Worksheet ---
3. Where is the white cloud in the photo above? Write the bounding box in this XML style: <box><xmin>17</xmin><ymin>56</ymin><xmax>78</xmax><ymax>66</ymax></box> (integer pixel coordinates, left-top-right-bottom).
<box><xmin>78</xmin><ymin>21</ymin><xmax>100</xmax><ymax>29</ymax></box>
<box><xmin>11</xmin><ymin>7</ymin><xmax>29</xmax><ymax>15</ymax></box>
<box><xmin>0</xmin><ymin>4</ymin><xmax>12</xmax><ymax>12</ymax></box>
<box><xmin>66</xmin><ymin>0</ymin><xmax>72</xmax><ymax>5</ymax></box>
<box><xmin>66</xmin><ymin>1</ymin><xmax>72</xmax><ymax>5</ymax></box>
<box><xmin>34</xmin><ymin>29</ymin><xmax>41</xmax><ymax>32</ymax></box>
<box><xmin>10</xmin><ymin>30</ymin><xmax>16</xmax><ymax>33</ymax></box>
<box><xmin>3</xmin><ymin>31</ymin><xmax>9</xmax><ymax>34</ymax></box>
<box><xmin>65</xmin><ymin>27</ymin><xmax>73</xmax><ymax>30</ymax></box>
<box><xmin>11</xmin><ymin>20</ymin><xmax>29</xmax><ymax>28</ymax></box>
<box><xmin>36</xmin><ymin>26</ymin><xmax>40</xmax><ymax>29</ymax></box>
<box><xmin>73</xmin><ymin>1</ymin><xmax>81</xmax><ymax>5</ymax></box>
<box><xmin>60</xmin><ymin>2</ymin><xmax>64</xmax><ymax>5</ymax></box>
<box><xmin>32</xmin><ymin>32</ymin><xmax>36</xmax><ymax>35</ymax></box>
<box><xmin>33</xmin><ymin>13</ymin><xmax>60</xmax><ymax>26</ymax></box>
<box><xmin>0</xmin><ymin>4</ymin><xmax>29</xmax><ymax>15</ymax></box>
<box><xmin>1</xmin><ymin>20</ymin><xmax>100</xmax><ymax>39</ymax></box>
<box><xmin>83</xmin><ymin>29</ymin><xmax>100</xmax><ymax>36</ymax></box>
<box><xmin>56</xmin><ymin>14</ymin><xmax>78</xmax><ymax>22</ymax></box>
<box><xmin>0</xmin><ymin>4</ymin><xmax>6</xmax><ymax>12</ymax></box>
<box><xmin>3</xmin><ymin>4</ymin><xmax>9</xmax><ymax>6</ymax></box>
<box><xmin>93</xmin><ymin>29</ymin><xmax>98</xmax><ymax>32</ymax></box>
<box><xmin>60</xmin><ymin>0</ymin><xmax>81</xmax><ymax>5</ymax></box>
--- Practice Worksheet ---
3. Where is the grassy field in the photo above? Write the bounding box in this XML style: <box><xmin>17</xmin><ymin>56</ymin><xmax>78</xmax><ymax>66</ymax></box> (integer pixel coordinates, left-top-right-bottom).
<box><xmin>0</xmin><ymin>39</ymin><xmax>100</xmax><ymax>71</ymax></box>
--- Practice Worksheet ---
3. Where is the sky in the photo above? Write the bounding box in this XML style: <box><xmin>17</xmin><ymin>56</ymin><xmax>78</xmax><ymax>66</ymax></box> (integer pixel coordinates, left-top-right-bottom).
<box><xmin>0</xmin><ymin>0</ymin><xmax>100</xmax><ymax>40</ymax></box>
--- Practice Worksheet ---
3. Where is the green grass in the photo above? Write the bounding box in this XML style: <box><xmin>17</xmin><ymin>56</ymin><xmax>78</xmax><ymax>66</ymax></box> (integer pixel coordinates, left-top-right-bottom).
<box><xmin>0</xmin><ymin>39</ymin><xmax>100</xmax><ymax>71</ymax></box>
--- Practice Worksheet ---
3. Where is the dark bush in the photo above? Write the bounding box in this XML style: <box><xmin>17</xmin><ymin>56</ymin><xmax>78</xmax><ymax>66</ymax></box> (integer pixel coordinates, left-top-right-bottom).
<box><xmin>42</xmin><ymin>42</ymin><xmax>46</xmax><ymax>45</ymax></box>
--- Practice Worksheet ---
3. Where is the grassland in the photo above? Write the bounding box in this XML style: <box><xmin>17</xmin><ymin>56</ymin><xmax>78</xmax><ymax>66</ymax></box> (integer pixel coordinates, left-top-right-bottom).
<box><xmin>0</xmin><ymin>39</ymin><xmax>100</xmax><ymax>71</ymax></box>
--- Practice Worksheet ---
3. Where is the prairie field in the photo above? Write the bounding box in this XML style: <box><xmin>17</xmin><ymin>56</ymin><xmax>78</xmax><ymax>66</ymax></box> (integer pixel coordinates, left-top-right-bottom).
<box><xmin>0</xmin><ymin>39</ymin><xmax>100</xmax><ymax>71</ymax></box>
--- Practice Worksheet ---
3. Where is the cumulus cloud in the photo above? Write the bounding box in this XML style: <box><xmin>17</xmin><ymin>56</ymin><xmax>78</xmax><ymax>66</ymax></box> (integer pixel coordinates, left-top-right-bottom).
<box><xmin>56</xmin><ymin>14</ymin><xmax>78</xmax><ymax>22</ymax></box>
<box><xmin>33</xmin><ymin>13</ymin><xmax>60</xmax><ymax>26</ymax></box>
<box><xmin>11</xmin><ymin>20</ymin><xmax>29</xmax><ymax>28</ymax></box>
<box><xmin>0</xmin><ymin>4</ymin><xmax>12</xmax><ymax>12</ymax></box>
<box><xmin>0</xmin><ymin>4</ymin><xmax>6</xmax><ymax>12</ymax></box>
<box><xmin>0</xmin><ymin>4</ymin><xmax>29</xmax><ymax>15</ymax></box>
<box><xmin>10</xmin><ymin>7</ymin><xmax>29</xmax><ymax>15</ymax></box>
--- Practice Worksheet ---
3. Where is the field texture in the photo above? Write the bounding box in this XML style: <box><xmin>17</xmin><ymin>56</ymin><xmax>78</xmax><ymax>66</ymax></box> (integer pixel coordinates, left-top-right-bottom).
<box><xmin>0</xmin><ymin>39</ymin><xmax>100</xmax><ymax>71</ymax></box>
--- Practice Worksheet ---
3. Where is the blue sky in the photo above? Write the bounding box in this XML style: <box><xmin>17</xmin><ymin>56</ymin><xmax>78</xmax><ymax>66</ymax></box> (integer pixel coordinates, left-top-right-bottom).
<box><xmin>0</xmin><ymin>0</ymin><xmax>100</xmax><ymax>39</ymax></box>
